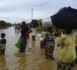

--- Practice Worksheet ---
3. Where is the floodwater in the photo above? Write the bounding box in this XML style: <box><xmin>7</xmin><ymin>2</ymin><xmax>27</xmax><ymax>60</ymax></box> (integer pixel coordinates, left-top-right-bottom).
<box><xmin>0</xmin><ymin>26</ymin><xmax>77</xmax><ymax>70</ymax></box>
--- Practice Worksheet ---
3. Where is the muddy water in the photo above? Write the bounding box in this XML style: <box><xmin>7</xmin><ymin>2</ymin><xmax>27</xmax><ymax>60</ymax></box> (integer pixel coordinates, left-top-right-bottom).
<box><xmin>0</xmin><ymin>26</ymin><xmax>77</xmax><ymax>70</ymax></box>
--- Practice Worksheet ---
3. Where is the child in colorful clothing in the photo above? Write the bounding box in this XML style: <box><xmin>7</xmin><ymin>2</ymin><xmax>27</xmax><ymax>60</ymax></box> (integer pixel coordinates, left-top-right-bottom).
<box><xmin>57</xmin><ymin>28</ymin><xmax>76</xmax><ymax>70</ymax></box>
<box><xmin>0</xmin><ymin>33</ymin><xmax>7</xmax><ymax>56</ymax></box>
<box><xmin>44</xmin><ymin>27</ymin><xmax>55</xmax><ymax>59</ymax></box>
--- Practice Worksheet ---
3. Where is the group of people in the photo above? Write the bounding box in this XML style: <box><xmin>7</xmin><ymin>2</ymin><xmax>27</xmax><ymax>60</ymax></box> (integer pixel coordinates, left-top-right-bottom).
<box><xmin>18</xmin><ymin>21</ymin><xmax>37</xmax><ymax>52</ymax></box>
<box><xmin>40</xmin><ymin>26</ymin><xmax>77</xmax><ymax>70</ymax></box>
<box><xmin>0</xmin><ymin>21</ymin><xmax>77</xmax><ymax>70</ymax></box>
<box><xmin>0</xmin><ymin>21</ymin><xmax>37</xmax><ymax>56</ymax></box>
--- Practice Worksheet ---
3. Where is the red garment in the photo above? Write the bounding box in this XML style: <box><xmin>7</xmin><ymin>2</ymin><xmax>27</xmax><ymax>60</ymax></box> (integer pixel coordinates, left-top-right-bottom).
<box><xmin>26</xmin><ymin>33</ymin><xmax>29</xmax><ymax>39</ymax></box>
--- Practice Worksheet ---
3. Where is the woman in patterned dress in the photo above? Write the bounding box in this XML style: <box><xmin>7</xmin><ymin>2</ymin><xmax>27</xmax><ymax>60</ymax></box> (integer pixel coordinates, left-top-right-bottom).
<box><xmin>44</xmin><ymin>27</ymin><xmax>55</xmax><ymax>59</ymax></box>
<box><xmin>19</xmin><ymin>21</ymin><xmax>29</xmax><ymax>52</ymax></box>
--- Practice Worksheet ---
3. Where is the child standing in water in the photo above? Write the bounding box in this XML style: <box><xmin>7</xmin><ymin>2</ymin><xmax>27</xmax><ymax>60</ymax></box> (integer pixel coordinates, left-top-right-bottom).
<box><xmin>0</xmin><ymin>33</ymin><xmax>7</xmax><ymax>56</ymax></box>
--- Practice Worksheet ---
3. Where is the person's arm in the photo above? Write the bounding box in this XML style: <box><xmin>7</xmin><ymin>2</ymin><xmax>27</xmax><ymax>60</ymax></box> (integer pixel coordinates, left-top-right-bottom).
<box><xmin>41</xmin><ymin>31</ymin><xmax>44</xmax><ymax>37</ymax></box>
<box><xmin>28</xmin><ymin>28</ymin><xmax>32</xmax><ymax>33</ymax></box>
<box><xmin>56</xmin><ymin>37</ymin><xmax>61</xmax><ymax>47</ymax></box>
<box><xmin>57</xmin><ymin>37</ymin><xmax>65</xmax><ymax>48</ymax></box>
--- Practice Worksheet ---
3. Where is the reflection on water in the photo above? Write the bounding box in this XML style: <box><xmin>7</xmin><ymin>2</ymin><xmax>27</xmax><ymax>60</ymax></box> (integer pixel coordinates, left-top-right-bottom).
<box><xmin>15</xmin><ymin>53</ymin><xmax>26</xmax><ymax>70</ymax></box>
<box><xmin>0</xmin><ymin>26</ymin><xmax>77</xmax><ymax>70</ymax></box>
<box><xmin>0</xmin><ymin>57</ymin><xmax>9</xmax><ymax>70</ymax></box>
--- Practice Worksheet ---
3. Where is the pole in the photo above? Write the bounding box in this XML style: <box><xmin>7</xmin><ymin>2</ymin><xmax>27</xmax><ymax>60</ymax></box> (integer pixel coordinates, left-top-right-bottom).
<box><xmin>31</xmin><ymin>8</ymin><xmax>33</xmax><ymax>21</ymax></box>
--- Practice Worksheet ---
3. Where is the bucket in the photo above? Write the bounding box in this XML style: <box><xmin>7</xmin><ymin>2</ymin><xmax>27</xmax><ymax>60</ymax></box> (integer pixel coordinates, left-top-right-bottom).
<box><xmin>42</xmin><ymin>18</ymin><xmax>53</xmax><ymax>28</ymax></box>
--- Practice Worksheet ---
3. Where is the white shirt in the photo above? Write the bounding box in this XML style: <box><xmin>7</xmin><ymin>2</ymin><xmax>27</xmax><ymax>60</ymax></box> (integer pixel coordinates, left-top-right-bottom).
<box><xmin>31</xmin><ymin>28</ymin><xmax>37</xmax><ymax>36</ymax></box>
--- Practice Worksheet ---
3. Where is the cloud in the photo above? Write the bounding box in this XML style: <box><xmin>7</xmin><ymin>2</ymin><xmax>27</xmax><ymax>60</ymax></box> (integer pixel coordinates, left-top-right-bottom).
<box><xmin>0</xmin><ymin>0</ymin><xmax>77</xmax><ymax>23</ymax></box>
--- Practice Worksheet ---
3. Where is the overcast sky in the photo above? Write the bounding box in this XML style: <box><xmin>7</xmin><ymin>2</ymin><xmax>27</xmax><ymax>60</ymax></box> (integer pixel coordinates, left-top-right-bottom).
<box><xmin>0</xmin><ymin>0</ymin><xmax>77</xmax><ymax>24</ymax></box>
